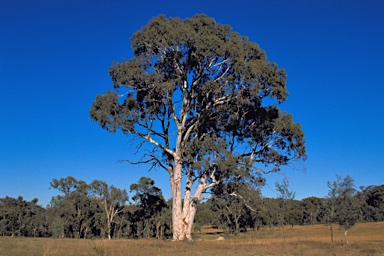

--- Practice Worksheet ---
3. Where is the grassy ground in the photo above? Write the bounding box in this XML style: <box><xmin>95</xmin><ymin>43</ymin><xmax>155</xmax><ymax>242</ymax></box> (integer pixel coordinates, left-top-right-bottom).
<box><xmin>1</xmin><ymin>222</ymin><xmax>383</xmax><ymax>256</ymax></box>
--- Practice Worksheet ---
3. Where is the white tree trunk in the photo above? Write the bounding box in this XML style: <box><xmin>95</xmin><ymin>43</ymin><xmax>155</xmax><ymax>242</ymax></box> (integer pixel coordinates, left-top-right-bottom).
<box><xmin>181</xmin><ymin>174</ymin><xmax>207</xmax><ymax>241</ymax></box>
<box><xmin>344</xmin><ymin>229</ymin><xmax>349</xmax><ymax>245</ymax></box>
<box><xmin>171</xmin><ymin>162</ymin><xmax>184</xmax><ymax>241</ymax></box>
<box><xmin>171</xmin><ymin>162</ymin><xmax>208</xmax><ymax>241</ymax></box>
<box><xmin>182</xmin><ymin>200</ymin><xmax>198</xmax><ymax>241</ymax></box>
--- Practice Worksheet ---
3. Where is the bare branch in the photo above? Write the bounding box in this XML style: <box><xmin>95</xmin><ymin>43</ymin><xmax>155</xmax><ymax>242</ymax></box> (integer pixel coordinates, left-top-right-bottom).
<box><xmin>229</xmin><ymin>192</ymin><xmax>257</xmax><ymax>212</ymax></box>
<box><xmin>127</xmin><ymin>128</ymin><xmax>177</xmax><ymax>160</ymax></box>
<box><xmin>214</xmin><ymin>64</ymin><xmax>231</xmax><ymax>82</ymax></box>
<box><xmin>118</xmin><ymin>146</ymin><xmax>168</xmax><ymax>172</ymax></box>
<box><xmin>191</xmin><ymin>195</ymin><xmax>211</xmax><ymax>202</ymax></box>
<box><xmin>182</xmin><ymin>94</ymin><xmax>231</xmax><ymax>142</ymax></box>
<box><xmin>212</xmin><ymin>58</ymin><xmax>231</xmax><ymax>68</ymax></box>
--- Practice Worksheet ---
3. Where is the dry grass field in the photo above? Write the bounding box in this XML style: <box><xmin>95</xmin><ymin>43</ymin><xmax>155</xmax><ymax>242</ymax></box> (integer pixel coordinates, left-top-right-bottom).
<box><xmin>1</xmin><ymin>222</ymin><xmax>383</xmax><ymax>256</ymax></box>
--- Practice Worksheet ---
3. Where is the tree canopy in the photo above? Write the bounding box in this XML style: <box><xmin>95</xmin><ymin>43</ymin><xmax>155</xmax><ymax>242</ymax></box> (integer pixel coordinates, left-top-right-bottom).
<box><xmin>90</xmin><ymin>14</ymin><xmax>306</xmax><ymax>241</ymax></box>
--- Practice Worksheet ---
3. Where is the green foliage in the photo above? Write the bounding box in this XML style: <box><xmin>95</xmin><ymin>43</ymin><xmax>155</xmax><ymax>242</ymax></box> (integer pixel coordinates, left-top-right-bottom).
<box><xmin>90</xmin><ymin>13</ymin><xmax>306</xmax><ymax>191</ymax></box>
<box><xmin>210</xmin><ymin>183</ymin><xmax>263</xmax><ymax>234</ymax></box>
<box><xmin>90</xmin><ymin>14</ymin><xmax>307</xmax><ymax>240</ymax></box>
<box><xmin>0</xmin><ymin>196</ymin><xmax>46</xmax><ymax>237</ymax></box>
<box><xmin>0</xmin><ymin>176</ymin><xmax>383</xmax><ymax>239</ymax></box>
<box><xmin>48</xmin><ymin>177</ymin><xmax>94</xmax><ymax>238</ymax></box>
<box><xmin>360</xmin><ymin>184</ymin><xmax>384</xmax><ymax>221</ymax></box>
<box><xmin>325</xmin><ymin>175</ymin><xmax>362</xmax><ymax>229</ymax></box>
<box><xmin>90</xmin><ymin>179</ymin><xmax>129</xmax><ymax>239</ymax></box>
<box><xmin>129</xmin><ymin>177</ymin><xmax>169</xmax><ymax>239</ymax></box>
<box><xmin>323</xmin><ymin>175</ymin><xmax>363</xmax><ymax>244</ymax></box>
<box><xmin>195</xmin><ymin>202</ymin><xmax>214</xmax><ymax>230</ymax></box>
<box><xmin>300</xmin><ymin>197</ymin><xmax>324</xmax><ymax>225</ymax></box>
<box><xmin>275</xmin><ymin>178</ymin><xmax>296</xmax><ymax>227</ymax></box>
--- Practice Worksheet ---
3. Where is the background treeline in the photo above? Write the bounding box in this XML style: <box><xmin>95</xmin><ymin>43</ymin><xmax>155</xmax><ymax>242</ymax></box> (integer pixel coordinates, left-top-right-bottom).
<box><xmin>1</xmin><ymin>175</ymin><xmax>383</xmax><ymax>239</ymax></box>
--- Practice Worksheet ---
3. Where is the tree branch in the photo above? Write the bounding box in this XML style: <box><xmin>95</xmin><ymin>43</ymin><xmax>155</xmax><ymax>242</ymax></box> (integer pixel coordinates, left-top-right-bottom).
<box><xmin>228</xmin><ymin>192</ymin><xmax>257</xmax><ymax>212</ymax></box>
<box><xmin>121</xmin><ymin>125</ymin><xmax>177</xmax><ymax>160</ymax></box>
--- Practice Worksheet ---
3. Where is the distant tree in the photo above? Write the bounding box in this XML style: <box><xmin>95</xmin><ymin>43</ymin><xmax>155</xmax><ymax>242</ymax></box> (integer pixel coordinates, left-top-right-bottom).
<box><xmin>212</xmin><ymin>182</ymin><xmax>262</xmax><ymax>235</ymax></box>
<box><xmin>90</xmin><ymin>14</ymin><xmax>306</xmax><ymax>241</ymax></box>
<box><xmin>90</xmin><ymin>180</ymin><xmax>129</xmax><ymax>240</ymax></box>
<box><xmin>50</xmin><ymin>176</ymin><xmax>92</xmax><ymax>238</ymax></box>
<box><xmin>129</xmin><ymin>177</ymin><xmax>167</xmax><ymax>238</ymax></box>
<box><xmin>111</xmin><ymin>206</ymin><xmax>132</xmax><ymax>238</ymax></box>
<box><xmin>321</xmin><ymin>187</ymin><xmax>337</xmax><ymax>243</ymax></box>
<box><xmin>0</xmin><ymin>196</ymin><xmax>23</xmax><ymax>236</ymax></box>
<box><xmin>360</xmin><ymin>184</ymin><xmax>384</xmax><ymax>221</ymax></box>
<box><xmin>285</xmin><ymin>200</ymin><xmax>303</xmax><ymax>228</ymax></box>
<box><xmin>275</xmin><ymin>178</ymin><xmax>295</xmax><ymax>242</ymax></box>
<box><xmin>194</xmin><ymin>202</ymin><xmax>214</xmax><ymax>232</ymax></box>
<box><xmin>0</xmin><ymin>197</ymin><xmax>20</xmax><ymax>236</ymax></box>
<box><xmin>46</xmin><ymin>196</ymin><xmax>73</xmax><ymax>238</ymax></box>
<box><xmin>0</xmin><ymin>196</ymin><xmax>46</xmax><ymax>237</ymax></box>
<box><xmin>50</xmin><ymin>176</ymin><xmax>79</xmax><ymax>195</ymax></box>
<box><xmin>243</xmin><ymin>190</ymin><xmax>264</xmax><ymax>232</ymax></box>
<box><xmin>301</xmin><ymin>197</ymin><xmax>324</xmax><ymax>225</ymax></box>
<box><xmin>26</xmin><ymin>198</ymin><xmax>47</xmax><ymax>237</ymax></box>
<box><xmin>324</xmin><ymin>175</ymin><xmax>361</xmax><ymax>245</ymax></box>
<box><xmin>257</xmin><ymin>197</ymin><xmax>279</xmax><ymax>229</ymax></box>
<box><xmin>212</xmin><ymin>194</ymin><xmax>245</xmax><ymax>235</ymax></box>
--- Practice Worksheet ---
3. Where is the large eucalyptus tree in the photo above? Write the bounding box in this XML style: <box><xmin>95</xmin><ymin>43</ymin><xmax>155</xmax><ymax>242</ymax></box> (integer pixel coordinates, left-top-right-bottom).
<box><xmin>90</xmin><ymin>14</ymin><xmax>306</xmax><ymax>241</ymax></box>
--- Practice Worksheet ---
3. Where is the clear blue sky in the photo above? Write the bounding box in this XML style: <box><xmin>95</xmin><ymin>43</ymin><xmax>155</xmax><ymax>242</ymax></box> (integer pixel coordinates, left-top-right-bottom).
<box><xmin>1</xmin><ymin>0</ymin><xmax>383</xmax><ymax>207</ymax></box>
